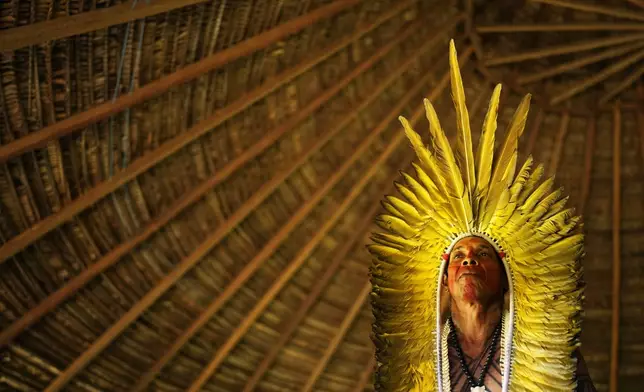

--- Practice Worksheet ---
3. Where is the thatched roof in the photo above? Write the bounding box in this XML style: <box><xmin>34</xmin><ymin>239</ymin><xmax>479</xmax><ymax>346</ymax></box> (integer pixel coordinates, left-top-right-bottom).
<box><xmin>0</xmin><ymin>0</ymin><xmax>641</xmax><ymax>391</ymax></box>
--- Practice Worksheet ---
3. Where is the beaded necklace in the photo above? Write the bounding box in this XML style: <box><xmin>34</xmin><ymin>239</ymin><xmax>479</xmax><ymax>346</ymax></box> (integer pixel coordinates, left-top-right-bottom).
<box><xmin>448</xmin><ymin>315</ymin><xmax>503</xmax><ymax>392</ymax></box>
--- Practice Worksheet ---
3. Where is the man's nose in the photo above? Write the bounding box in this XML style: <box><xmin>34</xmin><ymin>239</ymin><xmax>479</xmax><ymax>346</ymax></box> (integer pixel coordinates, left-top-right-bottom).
<box><xmin>461</xmin><ymin>256</ymin><xmax>478</xmax><ymax>266</ymax></box>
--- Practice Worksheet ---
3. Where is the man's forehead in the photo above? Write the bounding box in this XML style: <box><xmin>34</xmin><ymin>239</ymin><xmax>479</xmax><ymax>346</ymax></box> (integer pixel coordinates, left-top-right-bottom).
<box><xmin>452</xmin><ymin>236</ymin><xmax>493</xmax><ymax>250</ymax></box>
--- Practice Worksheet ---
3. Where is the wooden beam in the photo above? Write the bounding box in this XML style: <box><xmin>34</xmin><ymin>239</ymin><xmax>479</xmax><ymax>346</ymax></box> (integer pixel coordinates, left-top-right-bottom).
<box><xmin>578</xmin><ymin>116</ymin><xmax>596</xmax><ymax>215</ymax></box>
<box><xmin>43</xmin><ymin>44</ymin><xmax>472</xmax><ymax>392</ymax></box>
<box><xmin>529</xmin><ymin>0</ymin><xmax>644</xmax><ymax>22</ymax></box>
<box><xmin>548</xmin><ymin>110</ymin><xmax>571</xmax><ymax>177</ymax></box>
<box><xmin>0</xmin><ymin>0</ymin><xmax>376</xmax><ymax>164</ymax></box>
<box><xmin>238</xmin><ymin>188</ymin><xmax>393</xmax><ymax>392</ymax></box>
<box><xmin>518</xmin><ymin>41</ymin><xmax>644</xmax><ymax>85</ymax></box>
<box><xmin>353</xmin><ymin>356</ymin><xmax>376</xmax><ymax>392</ymax></box>
<box><xmin>626</xmin><ymin>0</ymin><xmax>644</xmax><ymax>9</ymax></box>
<box><xmin>610</xmin><ymin>102</ymin><xmax>622</xmax><ymax>392</ymax></box>
<box><xmin>465</xmin><ymin>0</ymin><xmax>473</xmax><ymax>35</ymax></box>
<box><xmin>524</xmin><ymin>108</ymin><xmax>545</xmax><ymax>158</ymax></box>
<box><xmin>638</xmin><ymin>84</ymin><xmax>644</xmax><ymax>175</ymax></box>
<box><xmin>301</xmin><ymin>281</ymin><xmax>371</xmax><ymax>392</ymax></box>
<box><xmin>600</xmin><ymin>61</ymin><xmax>644</xmax><ymax>105</ymax></box>
<box><xmin>0</xmin><ymin>5</ymin><xmax>445</xmax><ymax>349</ymax></box>
<box><xmin>550</xmin><ymin>48</ymin><xmax>644</xmax><ymax>105</ymax></box>
<box><xmin>0</xmin><ymin>3</ymin><xmax>446</xmax><ymax>267</ymax></box>
<box><xmin>182</xmin><ymin>50</ymin><xmax>468</xmax><ymax>392</ymax></box>
<box><xmin>0</xmin><ymin>0</ymin><xmax>213</xmax><ymax>51</ymax></box>
<box><xmin>485</xmin><ymin>33</ymin><xmax>644</xmax><ymax>67</ymax></box>
<box><xmin>477</xmin><ymin>23</ymin><xmax>644</xmax><ymax>33</ymax></box>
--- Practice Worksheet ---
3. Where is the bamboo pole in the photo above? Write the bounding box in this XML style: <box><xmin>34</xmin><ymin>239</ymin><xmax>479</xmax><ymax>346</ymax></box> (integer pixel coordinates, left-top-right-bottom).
<box><xmin>0</xmin><ymin>0</ymin><xmax>377</xmax><ymax>164</ymax></box>
<box><xmin>600</xmin><ymin>61</ymin><xmax>644</xmax><ymax>105</ymax></box>
<box><xmin>300</xmin><ymin>282</ymin><xmax>371</xmax><ymax>392</ymax></box>
<box><xmin>0</xmin><ymin>3</ymin><xmax>443</xmax><ymax>267</ymax></box>
<box><xmin>578</xmin><ymin>116</ymin><xmax>596</xmax><ymax>215</ymax></box>
<box><xmin>530</xmin><ymin>0</ymin><xmax>644</xmax><ymax>22</ymax></box>
<box><xmin>548</xmin><ymin>110</ymin><xmax>570</xmax><ymax>177</ymax></box>
<box><xmin>0</xmin><ymin>0</ymin><xmax>212</xmax><ymax>51</ymax></box>
<box><xmin>183</xmin><ymin>50</ymin><xmax>468</xmax><ymax>392</ymax></box>
<box><xmin>353</xmin><ymin>356</ymin><xmax>376</xmax><ymax>392</ymax></box>
<box><xmin>0</xmin><ymin>7</ymin><xmax>449</xmax><ymax>351</ymax></box>
<box><xmin>485</xmin><ymin>33</ymin><xmax>644</xmax><ymax>67</ymax></box>
<box><xmin>610</xmin><ymin>102</ymin><xmax>622</xmax><ymax>392</ymax></box>
<box><xmin>518</xmin><ymin>41</ymin><xmax>644</xmax><ymax>85</ymax></box>
<box><xmin>477</xmin><ymin>23</ymin><xmax>644</xmax><ymax>33</ymax></box>
<box><xmin>550</xmin><ymin>48</ymin><xmax>644</xmax><ymax>105</ymax></box>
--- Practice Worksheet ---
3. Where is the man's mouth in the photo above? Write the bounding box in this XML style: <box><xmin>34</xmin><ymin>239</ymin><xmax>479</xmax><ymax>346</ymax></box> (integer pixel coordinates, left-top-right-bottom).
<box><xmin>459</xmin><ymin>271</ymin><xmax>479</xmax><ymax>279</ymax></box>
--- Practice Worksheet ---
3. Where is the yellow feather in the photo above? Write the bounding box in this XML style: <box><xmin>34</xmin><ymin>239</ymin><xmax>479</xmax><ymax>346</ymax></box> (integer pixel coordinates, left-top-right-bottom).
<box><xmin>401</xmin><ymin>172</ymin><xmax>435</xmax><ymax>213</ymax></box>
<box><xmin>424</xmin><ymin>98</ymin><xmax>472</xmax><ymax>229</ymax></box>
<box><xmin>384</xmin><ymin>197</ymin><xmax>422</xmax><ymax>224</ymax></box>
<box><xmin>449</xmin><ymin>40</ymin><xmax>475</xmax><ymax>197</ymax></box>
<box><xmin>412</xmin><ymin>163</ymin><xmax>446</xmax><ymax>204</ymax></box>
<box><xmin>485</xmin><ymin>94</ymin><xmax>532</xmax><ymax>215</ymax></box>
<box><xmin>476</xmin><ymin>84</ymin><xmax>502</xmax><ymax>200</ymax></box>
<box><xmin>395</xmin><ymin>182</ymin><xmax>428</xmax><ymax>216</ymax></box>
<box><xmin>375</xmin><ymin>214</ymin><xmax>416</xmax><ymax>238</ymax></box>
<box><xmin>400</xmin><ymin>116</ymin><xmax>447</xmax><ymax>198</ymax></box>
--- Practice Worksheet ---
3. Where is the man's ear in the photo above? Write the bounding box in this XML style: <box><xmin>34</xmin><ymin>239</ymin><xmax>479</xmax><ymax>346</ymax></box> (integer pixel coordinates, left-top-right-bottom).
<box><xmin>442</xmin><ymin>273</ymin><xmax>448</xmax><ymax>287</ymax></box>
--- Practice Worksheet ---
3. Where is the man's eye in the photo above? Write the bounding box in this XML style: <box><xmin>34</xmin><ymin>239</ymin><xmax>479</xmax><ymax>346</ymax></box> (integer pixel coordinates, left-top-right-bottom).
<box><xmin>480</xmin><ymin>252</ymin><xmax>488</xmax><ymax>257</ymax></box>
<box><xmin>453</xmin><ymin>254</ymin><xmax>463</xmax><ymax>259</ymax></box>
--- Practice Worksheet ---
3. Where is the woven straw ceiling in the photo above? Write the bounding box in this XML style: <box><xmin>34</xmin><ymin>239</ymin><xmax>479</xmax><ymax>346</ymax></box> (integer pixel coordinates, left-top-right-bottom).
<box><xmin>0</xmin><ymin>0</ymin><xmax>642</xmax><ymax>391</ymax></box>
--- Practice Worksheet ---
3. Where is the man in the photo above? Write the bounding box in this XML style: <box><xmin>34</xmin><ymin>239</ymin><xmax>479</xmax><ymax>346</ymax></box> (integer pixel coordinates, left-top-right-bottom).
<box><xmin>368</xmin><ymin>39</ymin><xmax>594</xmax><ymax>391</ymax></box>
<box><xmin>443</xmin><ymin>236</ymin><xmax>596</xmax><ymax>392</ymax></box>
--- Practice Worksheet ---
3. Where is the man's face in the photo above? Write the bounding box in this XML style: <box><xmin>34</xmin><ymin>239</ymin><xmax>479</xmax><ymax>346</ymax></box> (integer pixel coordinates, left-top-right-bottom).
<box><xmin>446</xmin><ymin>236</ymin><xmax>505</xmax><ymax>304</ymax></box>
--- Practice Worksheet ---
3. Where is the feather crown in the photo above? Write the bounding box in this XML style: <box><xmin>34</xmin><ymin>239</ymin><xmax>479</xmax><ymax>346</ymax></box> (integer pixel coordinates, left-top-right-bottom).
<box><xmin>368</xmin><ymin>39</ymin><xmax>585</xmax><ymax>392</ymax></box>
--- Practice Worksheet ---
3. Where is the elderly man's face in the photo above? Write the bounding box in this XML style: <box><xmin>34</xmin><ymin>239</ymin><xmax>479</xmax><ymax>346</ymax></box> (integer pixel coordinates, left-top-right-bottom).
<box><xmin>446</xmin><ymin>236</ymin><xmax>505</xmax><ymax>303</ymax></box>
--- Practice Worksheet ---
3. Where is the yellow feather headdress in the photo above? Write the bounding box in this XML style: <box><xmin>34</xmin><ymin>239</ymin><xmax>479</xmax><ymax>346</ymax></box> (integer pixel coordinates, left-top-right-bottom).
<box><xmin>368</xmin><ymin>40</ymin><xmax>585</xmax><ymax>392</ymax></box>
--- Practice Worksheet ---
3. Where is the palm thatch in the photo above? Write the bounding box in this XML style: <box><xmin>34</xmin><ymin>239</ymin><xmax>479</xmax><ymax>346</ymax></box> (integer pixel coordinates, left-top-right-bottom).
<box><xmin>0</xmin><ymin>0</ymin><xmax>642</xmax><ymax>391</ymax></box>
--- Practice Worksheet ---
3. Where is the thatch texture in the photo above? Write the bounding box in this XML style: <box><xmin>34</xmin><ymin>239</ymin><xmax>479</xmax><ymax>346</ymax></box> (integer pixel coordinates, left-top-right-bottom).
<box><xmin>0</xmin><ymin>0</ymin><xmax>642</xmax><ymax>391</ymax></box>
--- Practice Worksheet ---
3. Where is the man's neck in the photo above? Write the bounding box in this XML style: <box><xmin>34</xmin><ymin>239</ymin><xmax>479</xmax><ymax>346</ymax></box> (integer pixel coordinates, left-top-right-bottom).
<box><xmin>450</xmin><ymin>298</ymin><xmax>502</xmax><ymax>356</ymax></box>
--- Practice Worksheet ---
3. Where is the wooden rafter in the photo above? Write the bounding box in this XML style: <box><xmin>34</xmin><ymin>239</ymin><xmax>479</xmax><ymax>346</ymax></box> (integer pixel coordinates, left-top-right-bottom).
<box><xmin>0</xmin><ymin>5</ymin><xmax>447</xmax><ymax>350</ymax></box>
<box><xmin>42</xmin><ymin>42</ymin><xmax>472</xmax><ymax>392</ymax></box>
<box><xmin>518</xmin><ymin>41</ymin><xmax>644</xmax><ymax>85</ymax></box>
<box><xmin>530</xmin><ymin>0</ymin><xmax>644</xmax><ymax>22</ymax></box>
<box><xmin>525</xmin><ymin>108</ymin><xmax>545</xmax><ymax>158</ymax></box>
<box><xmin>182</xmin><ymin>48</ymin><xmax>471</xmax><ymax>392</ymax></box>
<box><xmin>299</xmin><ymin>281</ymin><xmax>372</xmax><ymax>392</ymax></box>
<box><xmin>0</xmin><ymin>0</ymin><xmax>419</xmax><ymax>165</ymax></box>
<box><xmin>485</xmin><ymin>33</ymin><xmax>644</xmax><ymax>67</ymax></box>
<box><xmin>626</xmin><ymin>0</ymin><xmax>644</xmax><ymax>9</ymax></box>
<box><xmin>0</xmin><ymin>0</ymin><xmax>213</xmax><ymax>51</ymax></box>
<box><xmin>610</xmin><ymin>103</ymin><xmax>622</xmax><ymax>392</ymax></box>
<box><xmin>548</xmin><ymin>110</ymin><xmax>571</xmax><ymax>177</ymax></box>
<box><xmin>0</xmin><ymin>3</ymin><xmax>448</xmax><ymax>268</ymax></box>
<box><xmin>638</xmin><ymin>84</ymin><xmax>644</xmax><ymax>173</ymax></box>
<box><xmin>600</xmin><ymin>62</ymin><xmax>644</xmax><ymax>105</ymax></box>
<box><xmin>550</xmin><ymin>48</ymin><xmax>644</xmax><ymax>105</ymax></box>
<box><xmin>354</xmin><ymin>356</ymin><xmax>377</xmax><ymax>392</ymax></box>
<box><xmin>477</xmin><ymin>23</ymin><xmax>644</xmax><ymax>33</ymax></box>
<box><xmin>578</xmin><ymin>116</ymin><xmax>596</xmax><ymax>215</ymax></box>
